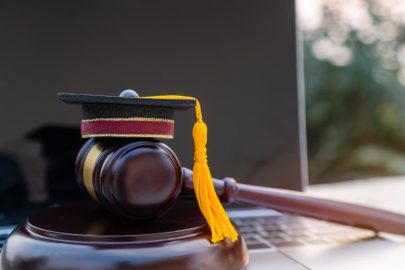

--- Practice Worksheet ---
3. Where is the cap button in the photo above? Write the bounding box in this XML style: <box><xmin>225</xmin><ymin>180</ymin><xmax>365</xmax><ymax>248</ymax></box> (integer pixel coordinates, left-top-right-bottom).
<box><xmin>119</xmin><ymin>89</ymin><xmax>139</xmax><ymax>98</ymax></box>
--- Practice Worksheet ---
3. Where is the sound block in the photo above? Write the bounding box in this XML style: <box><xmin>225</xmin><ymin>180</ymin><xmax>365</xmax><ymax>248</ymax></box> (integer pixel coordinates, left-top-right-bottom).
<box><xmin>0</xmin><ymin>199</ymin><xmax>248</xmax><ymax>270</ymax></box>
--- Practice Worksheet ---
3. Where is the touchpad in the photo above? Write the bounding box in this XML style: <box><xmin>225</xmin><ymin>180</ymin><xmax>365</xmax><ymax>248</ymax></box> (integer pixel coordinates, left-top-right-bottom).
<box><xmin>247</xmin><ymin>250</ymin><xmax>308</xmax><ymax>270</ymax></box>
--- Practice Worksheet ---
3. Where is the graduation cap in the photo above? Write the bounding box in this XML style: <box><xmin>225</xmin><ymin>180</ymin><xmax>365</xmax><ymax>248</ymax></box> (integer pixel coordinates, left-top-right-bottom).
<box><xmin>58</xmin><ymin>90</ymin><xmax>238</xmax><ymax>243</ymax></box>
<box><xmin>58</xmin><ymin>90</ymin><xmax>195</xmax><ymax>139</ymax></box>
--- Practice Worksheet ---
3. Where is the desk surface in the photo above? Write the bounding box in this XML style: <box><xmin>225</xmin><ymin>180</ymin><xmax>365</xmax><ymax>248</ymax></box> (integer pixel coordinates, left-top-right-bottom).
<box><xmin>307</xmin><ymin>176</ymin><xmax>405</xmax><ymax>215</ymax></box>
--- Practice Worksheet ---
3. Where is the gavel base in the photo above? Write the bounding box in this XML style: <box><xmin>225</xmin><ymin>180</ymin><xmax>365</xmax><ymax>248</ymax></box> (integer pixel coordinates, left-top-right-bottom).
<box><xmin>0</xmin><ymin>200</ymin><xmax>248</xmax><ymax>270</ymax></box>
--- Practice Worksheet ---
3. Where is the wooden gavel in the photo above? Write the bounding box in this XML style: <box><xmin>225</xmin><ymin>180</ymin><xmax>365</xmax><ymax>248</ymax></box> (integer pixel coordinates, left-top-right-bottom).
<box><xmin>76</xmin><ymin>138</ymin><xmax>405</xmax><ymax>236</ymax></box>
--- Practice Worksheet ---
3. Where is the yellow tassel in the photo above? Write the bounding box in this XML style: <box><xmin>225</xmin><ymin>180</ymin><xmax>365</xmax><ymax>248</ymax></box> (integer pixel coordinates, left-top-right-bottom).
<box><xmin>142</xmin><ymin>95</ymin><xmax>238</xmax><ymax>243</ymax></box>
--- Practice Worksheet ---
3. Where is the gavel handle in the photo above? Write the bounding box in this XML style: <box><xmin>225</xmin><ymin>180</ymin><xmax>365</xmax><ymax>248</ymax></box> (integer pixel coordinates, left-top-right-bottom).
<box><xmin>182</xmin><ymin>168</ymin><xmax>405</xmax><ymax>235</ymax></box>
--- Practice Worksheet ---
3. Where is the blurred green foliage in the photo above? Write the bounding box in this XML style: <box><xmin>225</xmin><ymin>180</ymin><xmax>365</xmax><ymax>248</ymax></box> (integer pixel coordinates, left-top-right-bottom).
<box><xmin>301</xmin><ymin>0</ymin><xmax>405</xmax><ymax>183</ymax></box>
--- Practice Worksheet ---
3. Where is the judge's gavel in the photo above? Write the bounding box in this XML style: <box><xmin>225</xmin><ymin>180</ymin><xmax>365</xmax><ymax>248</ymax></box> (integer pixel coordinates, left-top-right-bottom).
<box><xmin>76</xmin><ymin>139</ymin><xmax>405</xmax><ymax>235</ymax></box>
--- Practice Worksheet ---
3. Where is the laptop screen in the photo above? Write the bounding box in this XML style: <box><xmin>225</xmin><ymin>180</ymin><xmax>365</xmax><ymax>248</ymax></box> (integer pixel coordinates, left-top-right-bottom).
<box><xmin>0</xmin><ymin>0</ymin><xmax>305</xmax><ymax>227</ymax></box>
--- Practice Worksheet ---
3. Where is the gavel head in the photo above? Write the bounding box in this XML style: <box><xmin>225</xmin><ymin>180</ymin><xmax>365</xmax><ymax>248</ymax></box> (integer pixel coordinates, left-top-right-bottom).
<box><xmin>76</xmin><ymin>138</ymin><xmax>183</xmax><ymax>219</ymax></box>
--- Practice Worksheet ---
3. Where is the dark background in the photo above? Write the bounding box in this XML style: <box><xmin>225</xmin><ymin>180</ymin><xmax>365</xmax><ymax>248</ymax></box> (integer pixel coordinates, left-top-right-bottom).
<box><xmin>0</xmin><ymin>0</ymin><xmax>304</xmax><ymax>215</ymax></box>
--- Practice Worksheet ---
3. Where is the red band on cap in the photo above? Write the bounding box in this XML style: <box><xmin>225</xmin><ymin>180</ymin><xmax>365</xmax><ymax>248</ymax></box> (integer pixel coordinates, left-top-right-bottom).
<box><xmin>81</xmin><ymin>119</ymin><xmax>174</xmax><ymax>139</ymax></box>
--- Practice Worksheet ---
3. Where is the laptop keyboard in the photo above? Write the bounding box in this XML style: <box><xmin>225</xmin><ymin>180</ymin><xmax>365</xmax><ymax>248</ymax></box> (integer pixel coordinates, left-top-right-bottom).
<box><xmin>232</xmin><ymin>211</ymin><xmax>376</xmax><ymax>250</ymax></box>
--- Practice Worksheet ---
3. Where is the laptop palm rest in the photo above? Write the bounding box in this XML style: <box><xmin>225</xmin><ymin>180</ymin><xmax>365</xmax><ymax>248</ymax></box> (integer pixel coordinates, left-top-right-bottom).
<box><xmin>279</xmin><ymin>238</ymin><xmax>405</xmax><ymax>270</ymax></box>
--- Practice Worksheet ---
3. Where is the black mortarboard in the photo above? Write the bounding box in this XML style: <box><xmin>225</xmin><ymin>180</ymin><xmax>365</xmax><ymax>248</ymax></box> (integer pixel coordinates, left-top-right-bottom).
<box><xmin>58</xmin><ymin>90</ymin><xmax>195</xmax><ymax>139</ymax></box>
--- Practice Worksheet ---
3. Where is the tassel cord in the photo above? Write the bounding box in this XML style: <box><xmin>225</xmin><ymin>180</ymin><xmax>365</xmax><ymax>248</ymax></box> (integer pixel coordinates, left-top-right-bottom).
<box><xmin>142</xmin><ymin>95</ymin><xmax>238</xmax><ymax>243</ymax></box>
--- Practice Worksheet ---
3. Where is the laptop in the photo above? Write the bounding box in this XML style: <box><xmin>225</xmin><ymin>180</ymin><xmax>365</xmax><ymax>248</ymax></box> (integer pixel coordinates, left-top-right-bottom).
<box><xmin>1</xmin><ymin>0</ymin><xmax>405</xmax><ymax>269</ymax></box>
